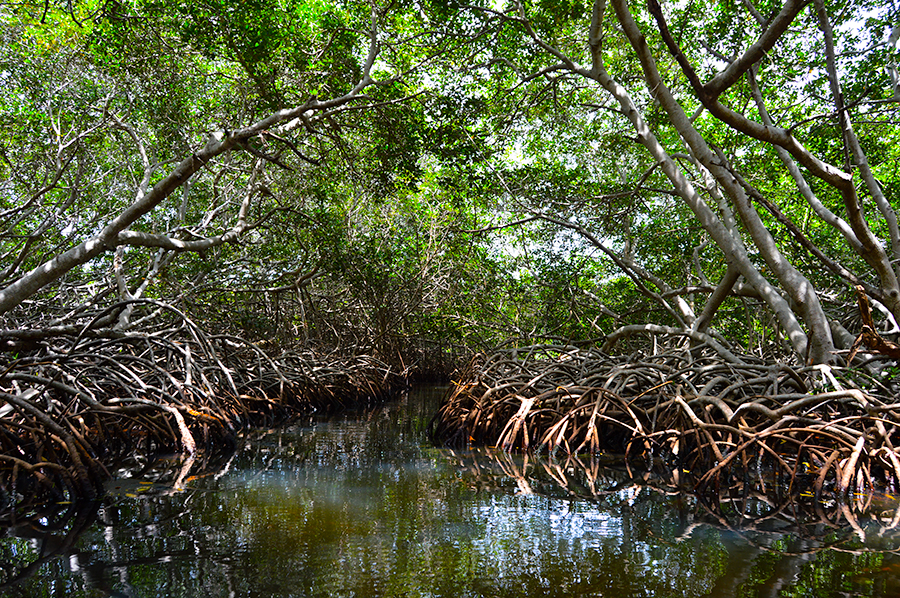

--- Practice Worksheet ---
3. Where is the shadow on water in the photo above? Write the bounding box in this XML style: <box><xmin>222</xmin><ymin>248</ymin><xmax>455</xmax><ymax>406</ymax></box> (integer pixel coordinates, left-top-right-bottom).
<box><xmin>2</xmin><ymin>386</ymin><xmax>900</xmax><ymax>597</ymax></box>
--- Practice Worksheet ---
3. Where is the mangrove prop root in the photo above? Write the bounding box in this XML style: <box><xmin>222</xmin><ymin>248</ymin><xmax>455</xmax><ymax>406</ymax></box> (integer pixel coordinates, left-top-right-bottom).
<box><xmin>429</xmin><ymin>343</ymin><xmax>900</xmax><ymax>503</ymax></box>
<box><xmin>0</xmin><ymin>300</ymin><xmax>407</xmax><ymax>518</ymax></box>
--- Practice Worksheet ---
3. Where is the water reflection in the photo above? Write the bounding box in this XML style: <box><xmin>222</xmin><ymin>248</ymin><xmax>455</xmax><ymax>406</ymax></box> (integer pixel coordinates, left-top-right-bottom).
<box><xmin>2</xmin><ymin>386</ymin><xmax>900</xmax><ymax>597</ymax></box>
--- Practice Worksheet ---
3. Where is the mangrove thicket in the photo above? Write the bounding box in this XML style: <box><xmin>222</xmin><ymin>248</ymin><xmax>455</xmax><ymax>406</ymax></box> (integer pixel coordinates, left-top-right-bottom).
<box><xmin>1</xmin><ymin>0</ymin><xmax>899</xmax><ymax>514</ymax></box>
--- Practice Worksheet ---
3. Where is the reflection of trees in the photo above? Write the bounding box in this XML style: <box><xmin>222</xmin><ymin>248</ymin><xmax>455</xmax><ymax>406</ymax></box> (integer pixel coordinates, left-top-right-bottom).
<box><xmin>0</xmin><ymin>388</ymin><xmax>450</xmax><ymax>596</ymax></box>
<box><xmin>446</xmin><ymin>447</ymin><xmax>900</xmax><ymax>596</ymax></box>
<box><xmin>0</xmin><ymin>447</ymin><xmax>238</xmax><ymax>597</ymax></box>
<box><xmin>0</xmin><ymin>502</ymin><xmax>100</xmax><ymax>596</ymax></box>
<box><xmin>3</xmin><ymin>388</ymin><xmax>900</xmax><ymax>597</ymax></box>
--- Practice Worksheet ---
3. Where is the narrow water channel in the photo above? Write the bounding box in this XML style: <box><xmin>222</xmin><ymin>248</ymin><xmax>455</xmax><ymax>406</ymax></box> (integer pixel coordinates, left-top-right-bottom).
<box><xmin>3</xmin><ymin>386</ymin><xmax>900</xmax><ymax>597</ymax></box>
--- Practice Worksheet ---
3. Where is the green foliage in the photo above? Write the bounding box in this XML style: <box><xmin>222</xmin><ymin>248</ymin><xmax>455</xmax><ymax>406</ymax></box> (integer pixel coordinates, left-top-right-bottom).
<box><xmin>3</xmin><ymin>0</ymin><xmax>900</xmax><ymax>366</ymax></box>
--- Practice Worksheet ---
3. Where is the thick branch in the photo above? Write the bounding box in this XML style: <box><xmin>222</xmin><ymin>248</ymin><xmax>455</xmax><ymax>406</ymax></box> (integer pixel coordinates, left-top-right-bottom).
<box><xmin>691</xmin><ymin>265</ymin><xmax>740</xmax><ymax>335</ymax></box>
<box><xmin>0</xmin><ymin>13</ymin><xmax>383</xmax><ymax>316</ymax></box>
<box><xmin>813</xmin><ymin>0</ymin><xmax>900</xmax><ymax>267</ymax></box>
<box><xmin>746</xmin><ymin>67</ymin><xmax>863</xmax><ymax>254</ymax></box>
<box><xmin>587</xmin><ymin>0</ymin><xmax>811</xmax><ymax>358</ymax></box>
<box><xmin>700</xmin><ymin>0</ymin><xmax>808</xmax><ymax>98</ymax></box>
<box><xmin>647</xmin><ymin>0</ymin><xmax>853</xmax><ymax>193</ymax></box>
<box><xmin>618</xmin><ymin>0</ymin><xmax>835</xmax><ymax>362</ymax></box>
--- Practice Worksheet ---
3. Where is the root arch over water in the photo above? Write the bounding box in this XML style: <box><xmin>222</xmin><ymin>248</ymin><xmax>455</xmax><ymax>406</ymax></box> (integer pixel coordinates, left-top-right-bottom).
<box><xmin>428</xmin><ymin>343</ymin><xmax>900</xmax><ymax>504</ymax></box>
<box><xmin>0</xmin><ymin>300</ymin><xmax>407</xmax><ymax>518</ymax></box>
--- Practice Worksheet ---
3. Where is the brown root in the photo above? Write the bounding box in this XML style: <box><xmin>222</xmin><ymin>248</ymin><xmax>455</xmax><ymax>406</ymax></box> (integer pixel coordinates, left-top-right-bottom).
<box><xmin>0</xmin><ymin>299</ymin><xmax>407</xmax><ymax>517</ymax></box>
<box><xmin>429</xmin><ymin>342</ymin><xmax>900</xmax><ymax>504</ymax></box>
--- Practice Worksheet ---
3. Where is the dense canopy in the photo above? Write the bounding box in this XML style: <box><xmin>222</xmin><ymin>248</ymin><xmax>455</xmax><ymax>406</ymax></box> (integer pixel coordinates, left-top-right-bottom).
<box><xmin>1</xmin><ymin>0</ymin><xmax>900</xmax><ymax>512</ymax></box>
<box><xmin>2</xmin><ymin>0</ymin><xmax>898</xmax><ymax>366</ymax></box>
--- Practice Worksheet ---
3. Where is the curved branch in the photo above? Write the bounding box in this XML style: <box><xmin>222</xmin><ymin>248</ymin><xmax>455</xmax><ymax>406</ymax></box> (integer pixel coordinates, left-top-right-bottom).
<box><xmin>587</xmin><ymin>0</ymin><xmax>811</xmax><ymax>358</ymax></box>
<box><xmin>813</xmin><ymin>0</ymin><xmax>900</xmax><ymax>266</ymax></box>
<box><xmin>600</xmin><ymin>323</ymin><xmax>742</xmax><ymax>363</ymax></box>
<box><xmin>0</xmin><ymin>15</ymin><xmax>383</xmax><ymax>317</ymax></box>
<box><xmin>647</xmin><ymin>0</ymin><xmax>852</xmax><ymax>193</ymax></box>
<box><xmin>614</xmin><ymin>0</ymin><xmax>835</xmax><ymax>363</ymax></box>
<box><xmin>533</xmin><ymin>211</ymin><xmax>695</xmax><ymax>327</ymax></box>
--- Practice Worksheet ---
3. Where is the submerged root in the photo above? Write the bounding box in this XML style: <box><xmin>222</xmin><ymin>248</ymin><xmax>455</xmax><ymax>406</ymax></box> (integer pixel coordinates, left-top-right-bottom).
<box><xmin>429</xmin><ymin>343</ymin><xmax>900</xmax><ymax>504</ymax></box>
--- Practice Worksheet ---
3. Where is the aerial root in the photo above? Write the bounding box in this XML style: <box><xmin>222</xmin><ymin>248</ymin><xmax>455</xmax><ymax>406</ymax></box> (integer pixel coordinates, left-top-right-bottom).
<box><xmin>0</xmin><ymin>300</ymin><xmax>407</xmax><ymax>517</ymax></box>
<box><xmin>428</xmin><ymin>344</ymin><xmax>900</xmax><ymax>504</ymax></box>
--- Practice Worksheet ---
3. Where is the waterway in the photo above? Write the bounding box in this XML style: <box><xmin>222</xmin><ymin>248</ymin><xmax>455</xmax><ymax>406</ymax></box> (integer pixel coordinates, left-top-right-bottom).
<box><xmin>2</xmin><ymin>386</ymin><xmax>900</xmax><ymax>597</ymax></box>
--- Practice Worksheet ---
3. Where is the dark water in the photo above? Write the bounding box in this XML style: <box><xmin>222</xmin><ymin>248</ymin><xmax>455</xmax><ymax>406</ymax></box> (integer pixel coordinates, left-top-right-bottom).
<box><xmin>3</xmin><ymin>386</ymin><xmax>900</xmax><ymax>597</ymax></box>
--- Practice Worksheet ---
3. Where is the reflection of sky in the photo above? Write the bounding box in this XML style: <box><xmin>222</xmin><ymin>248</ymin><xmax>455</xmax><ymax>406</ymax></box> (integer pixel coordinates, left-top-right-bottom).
<box><xmin>476</xmin><ymin>495</ymin><xmax>623</xmax><ymax>555</ymax></box>
<box><xmin>8</xmin><ymin>388</ymin><xmax>900</xmax><ymax>597</ymax></box>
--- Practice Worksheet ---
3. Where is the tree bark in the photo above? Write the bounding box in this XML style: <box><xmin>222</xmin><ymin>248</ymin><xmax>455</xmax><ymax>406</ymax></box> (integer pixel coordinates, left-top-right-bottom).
<box><xmin>585</xmin><ymin>0</ymin><xmax>812</xmax><ymax>359</ymax></box>
<box><xmin>614</xmin><ymin>0</ymin><xmax>835</xmax><ymax>363</ymax></box>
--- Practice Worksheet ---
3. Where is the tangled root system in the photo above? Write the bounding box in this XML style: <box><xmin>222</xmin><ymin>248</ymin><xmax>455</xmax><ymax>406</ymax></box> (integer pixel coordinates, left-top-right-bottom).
<box><xmin>0</xmin><ymin>300</ymin><xmax>406</xmax><ymax>518</ymax></box>
<box><xmin>429</xmin><ymin>343</ymin><xmax>900</xmax><ymax>505</ymax></box>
